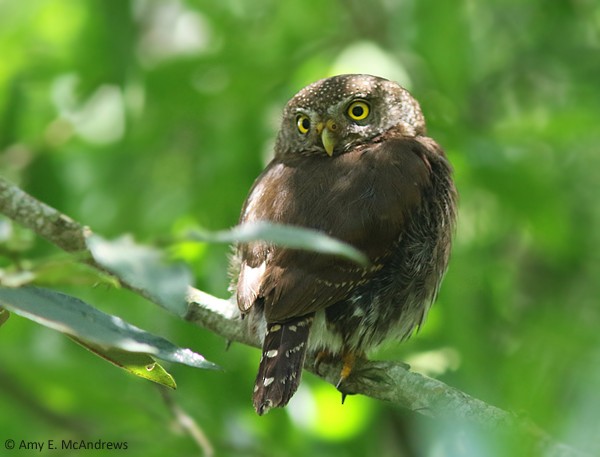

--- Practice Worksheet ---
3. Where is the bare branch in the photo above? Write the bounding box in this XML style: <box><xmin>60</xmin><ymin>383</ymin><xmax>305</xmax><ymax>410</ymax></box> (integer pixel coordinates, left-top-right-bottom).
<box><xmin>159</xmin><ymin>387</ymin><xmax>214</xmax><ymax>457</ymax></box>
<box><xmin>0</xmin><ymin>175</ymin><xmax>589</xmax><ymax>457</ymax></box>
<box><xmin>0</xmin><ymin>177</ymin><xmax>88</xmax><ymax>253</ymax></box>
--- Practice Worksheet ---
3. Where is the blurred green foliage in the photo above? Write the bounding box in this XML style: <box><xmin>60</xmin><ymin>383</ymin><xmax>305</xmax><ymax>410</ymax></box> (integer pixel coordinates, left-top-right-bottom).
<box><xmin>1</xmin><ymin>0</ymin><xmax>599</xmax><ymax>456</ymax></box>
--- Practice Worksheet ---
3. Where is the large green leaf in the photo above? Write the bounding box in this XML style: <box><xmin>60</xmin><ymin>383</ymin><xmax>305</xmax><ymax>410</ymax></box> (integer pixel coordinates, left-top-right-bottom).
<box><xmin>190</xmin><ymin>222</ymin><xmax>369</xmax><ymax>266</ymax></box>
<box><xmin>86</xmin><ymin>234</ymin><xmax>192</xmax><ymax>317</ymax></box>
<box><xmin>0</xmin><ymin>286</ymin><xmax>218</xmax><ymax>370</ymax></box>
<box><xmin>71</xmin><ymin>337</ymin><xmax>177</xmax><ymax>389</ymax></box>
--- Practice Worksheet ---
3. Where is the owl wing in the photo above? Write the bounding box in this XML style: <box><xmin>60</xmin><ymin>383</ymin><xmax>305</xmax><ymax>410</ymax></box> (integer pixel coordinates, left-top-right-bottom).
<box><xmin>236</xmin><ymin>137</ymin><xmax>441</xmax><ymax>322</ymax></box>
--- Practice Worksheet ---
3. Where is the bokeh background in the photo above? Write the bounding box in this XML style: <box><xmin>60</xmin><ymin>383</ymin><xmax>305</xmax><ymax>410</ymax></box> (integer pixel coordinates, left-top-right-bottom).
<box><xmin>1</xmin><ymin>0</ymin><xmax>599</xmax><ymax>456</ymax></box>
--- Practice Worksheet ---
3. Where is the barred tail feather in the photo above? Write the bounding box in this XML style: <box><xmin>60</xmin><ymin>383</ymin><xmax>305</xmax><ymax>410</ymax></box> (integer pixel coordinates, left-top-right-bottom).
<box><xmin>253</xmin><ymin>315</ymin><xmax>314</xmax><ymax>415</ymax></box>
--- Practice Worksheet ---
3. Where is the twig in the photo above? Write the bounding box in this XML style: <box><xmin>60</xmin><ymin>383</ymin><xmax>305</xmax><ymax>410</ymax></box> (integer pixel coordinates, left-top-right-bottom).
<box><xmin>159</xmin><ymin>387</ymin><xmax>214</xmax><ymax>457</ymax></box>
<box><xmin>0</xmin><ymin>175</ymin><xmax>590</xmax><ymax>457</ymax></box>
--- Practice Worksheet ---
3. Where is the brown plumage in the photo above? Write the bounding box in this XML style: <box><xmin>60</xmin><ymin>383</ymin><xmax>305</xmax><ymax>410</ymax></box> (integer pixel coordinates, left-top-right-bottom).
<box><xmin>231</xmin><ymin>74</ymin><xmax>457</xmax><ymax>415</ymax></box>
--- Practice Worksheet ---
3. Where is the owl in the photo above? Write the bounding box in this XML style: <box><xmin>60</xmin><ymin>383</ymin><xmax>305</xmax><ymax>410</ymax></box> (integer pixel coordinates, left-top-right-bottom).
<box><xmin>232</xmin><ymin>74</ymin><xmax>457</xmax><ymax>415</ymax></box>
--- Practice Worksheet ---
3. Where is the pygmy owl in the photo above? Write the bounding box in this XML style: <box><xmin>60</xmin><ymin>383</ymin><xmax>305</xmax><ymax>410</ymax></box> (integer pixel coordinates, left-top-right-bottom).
<box><xmin>232</xmin><ymin>74</ymin><xmax>457</xmax><ymax>415</ymax></box>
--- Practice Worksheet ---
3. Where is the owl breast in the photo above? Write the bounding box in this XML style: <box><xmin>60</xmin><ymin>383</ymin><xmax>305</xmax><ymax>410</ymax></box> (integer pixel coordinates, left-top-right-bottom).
<box><xmin>238</xmin><ymin>135</ymin><xmax>456</xmax><ymax>354</ymax></box>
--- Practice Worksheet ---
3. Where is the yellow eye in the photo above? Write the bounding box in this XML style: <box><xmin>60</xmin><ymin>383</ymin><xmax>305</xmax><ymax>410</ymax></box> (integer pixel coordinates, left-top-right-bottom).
<box><xmin>296</xmin><ymin>114</ymin><xmax>310</xmax><ymax>134</ymax></box>
<box><xmin>347</xmin><ymin>100</ymin><xmax>370</xmax><ymax>121</ymax></box>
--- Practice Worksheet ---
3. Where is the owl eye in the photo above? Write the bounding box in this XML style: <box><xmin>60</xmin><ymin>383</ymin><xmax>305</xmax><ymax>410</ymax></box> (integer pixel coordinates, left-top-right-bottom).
<box><xmin>347</xmin><ymin>100</ymin><xmax>370</xmax><ymax>121</ymax></box>
<box><xmin>296</xmin><ymin>114</ymin><xmax>311</xmax><ymax>134</ymax></box>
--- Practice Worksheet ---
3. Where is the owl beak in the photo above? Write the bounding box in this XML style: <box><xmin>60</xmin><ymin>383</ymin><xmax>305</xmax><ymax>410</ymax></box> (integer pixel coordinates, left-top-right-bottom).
<box><xmin>318</xmin><ymin>119</ymin><xmax>337</xmax><ymax>156</ymax></box>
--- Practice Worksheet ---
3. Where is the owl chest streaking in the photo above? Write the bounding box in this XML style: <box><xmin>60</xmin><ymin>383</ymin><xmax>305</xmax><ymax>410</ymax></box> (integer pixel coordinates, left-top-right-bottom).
<box><xmin>232</xmin><ymin>74</ymin><xmax>457</xmax><ymax>415</ymax></box>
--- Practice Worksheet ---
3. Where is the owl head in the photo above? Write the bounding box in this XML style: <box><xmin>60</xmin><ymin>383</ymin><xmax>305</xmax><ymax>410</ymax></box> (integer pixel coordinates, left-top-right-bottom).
<box><xmin>275</xmin><ymin>74</ymin><xmax>426</xmax><ymax>158</ymax></box>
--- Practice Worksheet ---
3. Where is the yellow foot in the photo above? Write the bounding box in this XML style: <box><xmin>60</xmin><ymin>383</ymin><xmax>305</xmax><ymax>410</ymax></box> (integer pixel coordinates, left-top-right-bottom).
<box><xmin>336</xmin><ymin>351</ymin><xmax>356</xmax><ymax>389</ymax></box>
<box><xmin>336</xmin><ymin>351</ymin><xmax>366</xmax><ymax>404</ymax></box>
<box><xmin>313</xmin><ymin>349</ymin><xmax>365</xmax><ymax>403</ymax></box>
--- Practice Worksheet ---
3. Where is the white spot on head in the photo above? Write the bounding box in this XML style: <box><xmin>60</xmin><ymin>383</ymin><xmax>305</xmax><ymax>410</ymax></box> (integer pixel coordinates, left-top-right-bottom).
<box><xmin>264</xmin><ymin>377</ymin><xmax>275</xmax><ymax>387</ymax></box>
<box><xmin>266</xmin><ymin>349</ymin><xmax>278</xmax><ymax>358</ymax></box>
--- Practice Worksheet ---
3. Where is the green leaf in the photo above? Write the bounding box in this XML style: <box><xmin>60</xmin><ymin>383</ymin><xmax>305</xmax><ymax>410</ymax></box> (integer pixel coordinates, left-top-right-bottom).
<box><xmin>0</xmin><ymin>286</ymin><xmax>219</xmax><ymax>370</ymax></box>
<box><xmin>190</xmin><ymin>222</ymin><xmax>370</xmax><ymax>267</ymax></box>
<box><xmin>0</xmin><ymin>307</ymin><xmax>9</xmax><ymax>327</ymax></box>
<box><xmin>70</xmin><ymin>337</ymin><xmax>177</xmax><ymax>389</ymax></box>
<box><xmin>86</xmin><ymin>234</ymin><xmax>191</xmax><ymax>317</ymax></box>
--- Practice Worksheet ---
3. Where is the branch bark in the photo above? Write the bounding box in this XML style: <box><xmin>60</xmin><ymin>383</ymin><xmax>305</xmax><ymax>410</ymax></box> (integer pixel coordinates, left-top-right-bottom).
<box><xmin>0</xmin><ymin>175</ymin><xmax>589</xmax><ymax>457</ymax></box>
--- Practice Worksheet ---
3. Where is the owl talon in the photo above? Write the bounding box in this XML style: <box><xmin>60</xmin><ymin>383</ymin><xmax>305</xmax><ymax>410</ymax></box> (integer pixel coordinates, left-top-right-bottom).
<box><xmin>335</xmin><ymin>351</ymin><xmax>358</xmax><ymax>389</ymax></box>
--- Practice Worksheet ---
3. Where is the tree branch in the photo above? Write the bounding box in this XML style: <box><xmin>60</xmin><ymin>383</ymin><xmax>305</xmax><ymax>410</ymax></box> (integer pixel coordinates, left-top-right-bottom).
<box><xmin>159</xmin><ymin>387</ymin><xmax>214</xmax><ymax>457</ymax></box>
<box><xmin>0</xmin><ymin>177</ymin><xmax>88</xmax><ymax>253</ymax></box>
<box><xmin>0</xmin><ymin>175</ymin><xmax>589</xmax><ymax>457</ymax></box>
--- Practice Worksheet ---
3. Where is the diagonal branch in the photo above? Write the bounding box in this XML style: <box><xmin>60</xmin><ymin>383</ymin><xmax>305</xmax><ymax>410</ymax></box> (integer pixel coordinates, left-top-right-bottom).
<box><xmin>0</xmin><ymin>175</ymin><xmax>589</xmax><ymax>457</ymax></box>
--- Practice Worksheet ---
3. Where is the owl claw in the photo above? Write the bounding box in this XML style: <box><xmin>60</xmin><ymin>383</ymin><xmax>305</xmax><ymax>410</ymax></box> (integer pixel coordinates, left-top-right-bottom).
<box><xmin>339</xmin><ymin>351</ymin><xmax>356</xmax><ymax>382</ymax></box>
<box><xmin>336</xmin><ymin>353</ymin><xmax>355</xmax><ymax>405</ymax></box>
<box><xmin>314</xmin><ymin>350</ymin><xmax>363</xmax><ymax>401</ymax></box>
<box><xmin>335</xmin><ymin>351</ymin><xmax>359</xmax><ymax>393</ymax></box>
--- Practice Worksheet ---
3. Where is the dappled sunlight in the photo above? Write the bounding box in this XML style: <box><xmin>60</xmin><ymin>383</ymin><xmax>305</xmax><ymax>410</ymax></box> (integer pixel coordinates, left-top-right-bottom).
<box><xmin>288</xmin><ymin>381</ymin><xmax>375</xmax><ymax>441</ymax></box>
<box><xmin>51</xmin><ymin>75</ymin><xmax>125</xmax><ymax>144</ymax></box>
<box><xmin>330</xmin><ymin>41</ymin><xmax>413</xmax><ymax>89</ymax></box>
<box><xmin>135</xmin><ymin>0</ymin><xmax>217</xmax><ymax>66</ymax></box>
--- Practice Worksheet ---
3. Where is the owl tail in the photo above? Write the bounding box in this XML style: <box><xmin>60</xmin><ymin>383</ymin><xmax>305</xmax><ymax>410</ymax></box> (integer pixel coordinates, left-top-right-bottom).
<box><xmin>253</xmin><ymin>314</ymin><xmax>314</xmax><ymax>415</ymax></box>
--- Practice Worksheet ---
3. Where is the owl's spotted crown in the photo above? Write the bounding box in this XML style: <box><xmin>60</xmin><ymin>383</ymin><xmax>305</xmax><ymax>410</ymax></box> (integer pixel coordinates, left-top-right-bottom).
<box><xmin>287</xmin><ymin>74</ymin><xmax>425</xmax><ymax>132</ymax></box>
<box><xmin>294</xmin><ymin>74</ymin><xmax>378</xmax><ymax>108</ymax></box>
